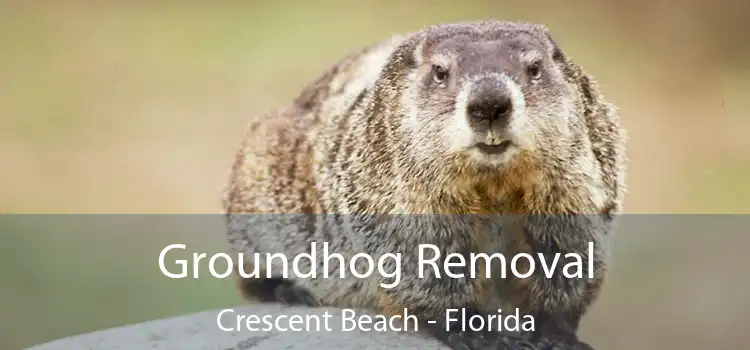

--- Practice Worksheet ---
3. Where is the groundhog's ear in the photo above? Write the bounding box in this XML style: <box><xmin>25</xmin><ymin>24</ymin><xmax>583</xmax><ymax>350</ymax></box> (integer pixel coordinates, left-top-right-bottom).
<box><xmin>409</xmin><ymin>35</ymin><xmax>428</xmax><ymax>67</ymax></box>
<box><xmin>561</xmin><ymin>56</ymin><xmax>601</xmax><ymax>120</ymax></box>
<box><xmin>543</xmin><ymin>31</ymin><xmax>566</xmax><ymax>64</ymax></box>
<box><xmin>543</xmin><ymin>31</ymin><xmax>600</xmax><ymax>116</ymax></box>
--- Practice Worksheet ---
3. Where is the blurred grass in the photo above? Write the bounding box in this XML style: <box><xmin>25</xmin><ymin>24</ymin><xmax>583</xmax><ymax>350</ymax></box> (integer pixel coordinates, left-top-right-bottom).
<box><xmin>0</xmin><ymin>216</ymin><xmax>241</xmax><ymax>349</ymax></box>
<box><xmin>0</xmin><ymin>1</ymin><xmax>748</xmax><ymax>349</ymax></box>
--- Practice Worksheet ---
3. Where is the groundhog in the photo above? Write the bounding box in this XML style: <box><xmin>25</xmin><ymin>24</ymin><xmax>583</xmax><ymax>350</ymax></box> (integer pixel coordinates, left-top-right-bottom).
<box><xmin>223</xmin><ymin>20</ymin><xmax>626</xmax><ymax>350</ymax></box>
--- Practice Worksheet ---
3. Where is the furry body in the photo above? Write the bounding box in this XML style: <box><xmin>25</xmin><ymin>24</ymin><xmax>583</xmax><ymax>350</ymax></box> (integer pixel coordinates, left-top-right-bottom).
<box><xmin>224</xmin><ymin>20</ymin><xmax>626</xmax><ymax>350</ymax></box>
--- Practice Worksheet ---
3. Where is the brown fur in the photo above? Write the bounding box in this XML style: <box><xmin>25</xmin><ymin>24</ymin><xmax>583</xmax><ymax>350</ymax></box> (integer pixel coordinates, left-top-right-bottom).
<box><xmin>224</xmin><ymin>20</ymin><xmax>626</xmax><ymax>350</ymax></box>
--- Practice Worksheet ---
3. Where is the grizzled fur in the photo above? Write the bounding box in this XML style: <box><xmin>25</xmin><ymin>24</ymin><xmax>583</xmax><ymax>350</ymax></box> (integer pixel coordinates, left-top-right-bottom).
<box><xmin>224</xmin><ymin>20</ymin><xmax>626</xmax><ymax>350</ymax></box>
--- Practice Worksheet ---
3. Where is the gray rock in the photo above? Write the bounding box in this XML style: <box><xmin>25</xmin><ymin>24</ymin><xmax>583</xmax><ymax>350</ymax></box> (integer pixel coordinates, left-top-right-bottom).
<box><xmin>26</xmin><ymin>303</ymin><xmax>448</xmax><ymax>350</ymax></box>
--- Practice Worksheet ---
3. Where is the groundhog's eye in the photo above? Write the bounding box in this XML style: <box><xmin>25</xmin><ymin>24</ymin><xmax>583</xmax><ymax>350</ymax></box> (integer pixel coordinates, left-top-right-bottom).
<box><xmin>432</xmin><ymin>64</ymin><xmax>449</xmax><ymax>84</ymax></box>
<box><xmin>526</xmin><ymin>60</ymin><xmax>543</xmax><ymax>81</ymax></box>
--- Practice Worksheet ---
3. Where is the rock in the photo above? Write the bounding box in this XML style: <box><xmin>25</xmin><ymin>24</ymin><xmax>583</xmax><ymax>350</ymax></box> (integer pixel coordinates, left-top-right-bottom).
<box><xmin>26</xmin><ymin>303</ymin><xmax>447</xmax><ymax>350</ymax></box>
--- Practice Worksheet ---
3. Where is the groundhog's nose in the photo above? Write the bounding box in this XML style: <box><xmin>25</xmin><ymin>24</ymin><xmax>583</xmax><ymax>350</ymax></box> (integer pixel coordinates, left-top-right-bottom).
<box><xmin>466</xmin><ymin>76</ymin><xmax>514</xmax><ymax>126</ymax></box>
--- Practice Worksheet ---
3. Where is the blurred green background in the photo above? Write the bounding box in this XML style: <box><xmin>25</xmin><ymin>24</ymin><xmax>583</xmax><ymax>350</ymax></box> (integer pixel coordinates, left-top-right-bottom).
<box><xmin>1</xmin><ymin>1</ymin><xmax>749</xmax><ymax>349</ymax></box>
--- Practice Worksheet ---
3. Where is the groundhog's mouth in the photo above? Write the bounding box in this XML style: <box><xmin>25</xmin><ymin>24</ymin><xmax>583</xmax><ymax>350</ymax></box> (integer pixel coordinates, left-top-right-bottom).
<box><xmin>475</xmin><ymin>140</ymin><xmax>513</xmax><ymax>155</ymax></box>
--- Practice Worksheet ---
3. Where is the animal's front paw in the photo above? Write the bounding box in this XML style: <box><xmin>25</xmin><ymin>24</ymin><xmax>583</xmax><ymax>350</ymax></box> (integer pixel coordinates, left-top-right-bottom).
<box><xmin>528</xmin><ymin>336</ymin><xmax>595</xmax><ymax>350</ymax></box>
<box><xmin>273</xmin><ymin>282</ymin><xmax>320</xmax><ymax>307</ymax></box>
<box><xmin>528</xmin><ymin>311</ymin><xmax>581</xmax><ymax>344</ymax></box>
<box><xmin>428</xmin><ymin>327</ymin><xmax>536</xmax><ymax>350</ymax></box>
<box><xmin>424</xmin><ymin>309</ymin><xmax>536</xmax><ymax>350</ymax></box>
<box><xmin>520</xmin><ymin>311</ymin><xmax>594</xmax><ymax>350</ymax></box>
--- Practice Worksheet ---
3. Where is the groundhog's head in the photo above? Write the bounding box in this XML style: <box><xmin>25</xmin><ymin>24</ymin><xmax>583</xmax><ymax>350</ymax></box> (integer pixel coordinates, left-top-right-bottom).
<box><xmin>382</xmin><ymin>20</ymin><xmax>593</xmax><ymax>176</ymax></box>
